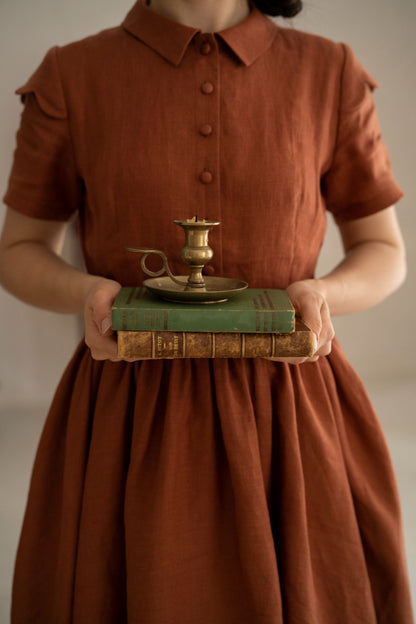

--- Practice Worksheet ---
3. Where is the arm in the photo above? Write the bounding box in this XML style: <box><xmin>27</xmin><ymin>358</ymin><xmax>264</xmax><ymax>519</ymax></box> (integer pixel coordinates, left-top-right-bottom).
<box><xmin>0</xmin><ymin>207</ymin><xmax>122</xmax><ymax>360</ymax></box>
<box><xmin>281</xmin><ymin>206</ymin><xmax>406</xmax><ymax>363</ymax></box>
<box><xmin>313</xmin><ymin>206</ymin><xmax>406</xmax><ymax>315</ymax></box>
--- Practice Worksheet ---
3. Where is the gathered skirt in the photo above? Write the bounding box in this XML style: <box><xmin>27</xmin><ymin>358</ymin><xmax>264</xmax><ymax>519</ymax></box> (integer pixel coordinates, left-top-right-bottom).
<box><xmin>11</xmin><ymin>339</ymin><xmax>413</xmax><ymax>623</ymax></box>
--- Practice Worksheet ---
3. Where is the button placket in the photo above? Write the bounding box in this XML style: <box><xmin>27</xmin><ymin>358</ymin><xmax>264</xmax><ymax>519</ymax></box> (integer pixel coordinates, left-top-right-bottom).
<box><xmin>193</xmin><ymin>32</ymin><xmax>222</xmax><ymax>272</ymax></box>
<box><xmin>197</xmin><ymin>43</ymin><xmax>215</xmax><ymax>190</ymax></box>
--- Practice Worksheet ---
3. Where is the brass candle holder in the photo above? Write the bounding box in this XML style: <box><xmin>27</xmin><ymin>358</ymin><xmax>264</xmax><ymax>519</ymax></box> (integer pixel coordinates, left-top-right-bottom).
<box><xmin>126</xmin><ymin>218</ymin><xmax>248</xmax><ymax>303</ymax></box>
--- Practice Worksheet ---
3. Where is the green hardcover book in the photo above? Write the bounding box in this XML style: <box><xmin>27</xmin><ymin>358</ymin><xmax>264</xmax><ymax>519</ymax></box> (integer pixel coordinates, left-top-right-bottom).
<box><xmin>112</xmin><ymin>287</ymin><xmax>295</xmax><ymax>333</ymax></box>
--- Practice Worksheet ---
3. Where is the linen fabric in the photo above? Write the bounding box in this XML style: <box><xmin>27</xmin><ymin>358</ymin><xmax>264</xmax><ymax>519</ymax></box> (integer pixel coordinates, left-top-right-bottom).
<box><xmin>4</xmin><ymin>2</ymin><xmax>413</xmax><ymax>622</ymax></box>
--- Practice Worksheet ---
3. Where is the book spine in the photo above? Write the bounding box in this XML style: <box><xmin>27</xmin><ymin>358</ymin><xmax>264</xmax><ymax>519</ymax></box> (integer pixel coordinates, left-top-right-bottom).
<box><xmin>111</xmin><ymin>287</ymin><xmax>295</xmax><ymax>333</ymax></box>
<box><xmin>112</xmin><ymin>308</ymin><xmax>294</xmax><ymax>333</ymax></box>
<box><xmin>117</xmin><ymin>325</ymin><xmax>314</xmax><ymax>359</ymax></box>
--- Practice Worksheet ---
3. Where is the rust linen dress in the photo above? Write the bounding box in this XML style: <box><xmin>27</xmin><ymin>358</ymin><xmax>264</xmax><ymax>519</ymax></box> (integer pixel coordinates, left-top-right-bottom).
<box><xmin>4</xmin><ymin>2</ymin><xmax>414</xmax><ymax>623</ymax></box>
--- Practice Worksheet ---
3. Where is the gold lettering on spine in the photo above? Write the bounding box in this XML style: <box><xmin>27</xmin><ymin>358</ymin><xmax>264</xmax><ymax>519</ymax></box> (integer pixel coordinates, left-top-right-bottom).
<box><xmin>241</xmin><ymin>333</ymin><xmax>246</xmax><ymax>357</ymax></box>
<box><xmin>272</xmin><ymin>333</ymin><xmax>276</xmax><ymax>357</ymax></box>
<box><xmin>151</xmin><ymin>333</ymin><xmax>155</xmax><ymax>358</ymax></box>
<box><xmin>212</xmin><ymin>333</ymin><xmax>215</xmax><ymax>358</ymax></box>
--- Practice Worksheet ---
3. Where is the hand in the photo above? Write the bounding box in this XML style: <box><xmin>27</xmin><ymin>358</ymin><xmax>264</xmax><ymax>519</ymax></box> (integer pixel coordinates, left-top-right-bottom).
<box><xmin>84</xmin><ymin>278</ymin><xmax>123</xmax><ymax>361</ymax></box>
<box><xmin>267</xmin><ymin>279</ymin><xmax>335</xmax><ymax>364</ymax></box>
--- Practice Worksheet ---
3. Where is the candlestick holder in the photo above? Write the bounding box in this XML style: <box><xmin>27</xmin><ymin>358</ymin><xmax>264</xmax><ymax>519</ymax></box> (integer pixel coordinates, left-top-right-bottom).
<box><xmin>126</xmin><ymin>218</ymin><xmax>248</xmax><ymax>303</ymax></box>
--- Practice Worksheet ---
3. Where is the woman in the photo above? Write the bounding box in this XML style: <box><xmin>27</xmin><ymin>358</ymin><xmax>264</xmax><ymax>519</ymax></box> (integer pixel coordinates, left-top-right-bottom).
<box><xmin>0</xmin><ymin>0</ymin><xmax>413</xmax><ymax>621</ymax></box>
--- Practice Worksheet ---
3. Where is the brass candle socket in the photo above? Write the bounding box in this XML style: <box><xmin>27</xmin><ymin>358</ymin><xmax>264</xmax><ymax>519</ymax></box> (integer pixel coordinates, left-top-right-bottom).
<box><xmin>175</xmin><ymin>218</ymin><xmax>219</xmax><ymax>289</ymax></box>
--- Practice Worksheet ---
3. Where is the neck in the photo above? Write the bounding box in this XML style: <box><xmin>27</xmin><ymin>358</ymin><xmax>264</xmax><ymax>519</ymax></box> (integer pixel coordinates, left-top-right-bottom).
<box><xmin>147</xmin><ymin>0</ymin><xmax>251</xmax><ymax>32</ymax></box>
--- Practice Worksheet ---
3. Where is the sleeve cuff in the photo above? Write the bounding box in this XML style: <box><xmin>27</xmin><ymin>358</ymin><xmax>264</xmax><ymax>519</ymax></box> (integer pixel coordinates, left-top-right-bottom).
<box><xmin>330</xmin><ymin>182</ymin><xmax>404</xmax><ymax>224</ymax></box>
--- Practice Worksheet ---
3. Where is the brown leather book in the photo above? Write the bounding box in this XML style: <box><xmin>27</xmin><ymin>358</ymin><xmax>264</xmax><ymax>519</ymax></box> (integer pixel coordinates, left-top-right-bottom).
<box><xmin>117</xmin><ymin>319</ymin><xmax>314</xmax><ymax>359</ymax></box>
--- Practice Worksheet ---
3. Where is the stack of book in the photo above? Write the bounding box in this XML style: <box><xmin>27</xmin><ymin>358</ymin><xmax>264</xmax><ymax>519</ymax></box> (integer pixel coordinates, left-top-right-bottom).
<box><xmin>111</xmin><ymin>287</ymin><xmax>314</xmax><ymax>359</ymax></box>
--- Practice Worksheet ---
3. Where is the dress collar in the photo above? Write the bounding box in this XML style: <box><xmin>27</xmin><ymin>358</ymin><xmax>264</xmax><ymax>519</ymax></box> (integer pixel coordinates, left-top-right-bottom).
<box><xmin>122</xmin><ymin>0</ymin><xmax>278</xmax><ymax>66</ymax></box>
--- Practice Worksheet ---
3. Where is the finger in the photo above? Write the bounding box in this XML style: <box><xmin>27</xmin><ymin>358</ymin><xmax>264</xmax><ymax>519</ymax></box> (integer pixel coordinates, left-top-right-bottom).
<box><xmin>295</xmin><ymin>294</ymin><xmax>333</xmax><ymax>344</ymax></box>
<box><xmin>313</xmin><ymin>303</ymin><xmax>335</xmax><ymax>356</ymax></box>
<box><xmin>298</xmin><ymin>301</ymin><xmax>334</xmax><ymax>354</ymax></box>
<box><xmin>86</xmin><ymin>332</ymin><xmax>119</xmax><ymax>360</ymax></box>
<box><xmin>84</xmin><ymin>280</ymin><xmax>122</xmax><ymax>360</ymax></box>
<box><xmin>91</xmin><ymin>286</ymin><xmax>121</xmax><ymax>336</ymax></box>
<box><xmin>89</xmin><ymin>347</ymin><xmax>119</xmax><ymax>361</ymax></box>
<box><xmin>291</xmin><ymin>298</ymin><xmax>323</xmax><ymax>348</ymax></box>
<box><xmin>318</xmin><ymin>301</ymin><xmax>335</xmax><ymax>346</ymax></box>
<box><xmin>315</xmin><ymin>341</ymin><xmax>332</xmax><ymax>357</ymax></box>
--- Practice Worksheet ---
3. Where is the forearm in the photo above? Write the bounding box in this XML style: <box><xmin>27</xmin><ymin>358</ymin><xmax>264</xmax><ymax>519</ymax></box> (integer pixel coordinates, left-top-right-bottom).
<box><xmin>313</xmin><ymin>239</ymin><xmax>406</xmax><ymax>316</ymax></box>
<box><xmin>0</xmin><ymin>239</ymin><xmax>105</xmax><ymax>313</ymax></box>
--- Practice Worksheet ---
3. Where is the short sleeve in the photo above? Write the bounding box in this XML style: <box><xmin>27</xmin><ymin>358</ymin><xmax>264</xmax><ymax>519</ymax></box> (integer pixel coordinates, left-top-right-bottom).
<box><xmin>322</xmin><ymin>44</ymin><xmax>403</xmax><ymax>224</ymax></box>
<box><xmin>3</xmin><ymin>47</ymin><xmax>82</xmax><ymax>221</ymax></box>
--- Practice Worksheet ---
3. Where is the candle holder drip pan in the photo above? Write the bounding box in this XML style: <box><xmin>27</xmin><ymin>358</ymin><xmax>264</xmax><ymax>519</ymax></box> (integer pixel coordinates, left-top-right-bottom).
<box><xmin>142</xmin><ymin>276</ymin><xmax>248</xmax><ymax>304</ymax></box>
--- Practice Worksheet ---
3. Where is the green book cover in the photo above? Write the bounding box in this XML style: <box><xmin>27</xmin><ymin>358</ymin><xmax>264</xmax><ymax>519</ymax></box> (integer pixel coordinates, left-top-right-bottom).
<box><xmin>112</xmin><ymin>287</ymin><xmax>295</xmax><ymax>333</ymax></box>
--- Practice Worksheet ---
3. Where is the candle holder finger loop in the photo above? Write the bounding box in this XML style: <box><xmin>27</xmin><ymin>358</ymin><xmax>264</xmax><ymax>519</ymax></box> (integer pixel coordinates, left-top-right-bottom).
<box><xmin>125</xmin><ymin>247</ymin><xmax>187</xmax><ymax>286</ymax></box>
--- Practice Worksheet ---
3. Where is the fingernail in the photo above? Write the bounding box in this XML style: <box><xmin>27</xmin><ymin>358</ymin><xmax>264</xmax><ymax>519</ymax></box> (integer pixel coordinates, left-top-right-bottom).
<box><xmin>101</xmin><ymin>318</ymin><xmax>111</xmax><ymax>335</ymax></box>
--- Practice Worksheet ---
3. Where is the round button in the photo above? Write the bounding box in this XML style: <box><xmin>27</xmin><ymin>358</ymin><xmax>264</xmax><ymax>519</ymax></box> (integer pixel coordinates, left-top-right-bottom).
<box><xmin>204</xmin><ymin>265</ymin><xmax>215</xmax><ymax>276</ymax></box>
<box><xmin>199</xmin><ymin>170</ymin><xmax>213</xmax><ymax>184</ymax></box>
<box><xmin>200</xmin><ymin>42</ymin><xmax>212</xmax><ymax>55</ymax></box>
<box><xmin>201</xmin><ymin>81</ymin><xmax>214</xmax><ymax>95</ymax></box>
<box><xmin>199</xmin><ymin>124</ymin><xmax>213</xmax><ymax>137</ymax></box>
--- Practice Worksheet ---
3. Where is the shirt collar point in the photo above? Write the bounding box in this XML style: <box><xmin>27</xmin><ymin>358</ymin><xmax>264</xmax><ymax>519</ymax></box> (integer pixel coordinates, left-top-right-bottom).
<box><xmin>122</xmin><ymin>1</ymin><xmax>277</xmax><ymax>67</ymax></box>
